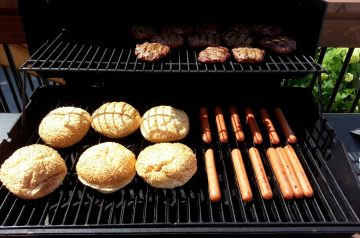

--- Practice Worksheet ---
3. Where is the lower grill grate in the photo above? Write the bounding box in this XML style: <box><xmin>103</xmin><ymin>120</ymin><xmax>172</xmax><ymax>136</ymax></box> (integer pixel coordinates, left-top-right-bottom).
<box><xmin>0</xmin><ymin>87</ymin><xmax>359</xmax><ymax>236</ymax></box>
<box><xmin>20</xmin><ymin>31</ymin><xmax>324</xmax><ymax>75</ymax></box>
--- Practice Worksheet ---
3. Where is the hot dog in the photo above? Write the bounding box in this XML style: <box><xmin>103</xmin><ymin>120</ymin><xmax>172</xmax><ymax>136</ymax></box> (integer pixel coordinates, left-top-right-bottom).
<box><xmin>266</xmin><ymin>148</ymin><xmax>294</xmax><ymax>200</ymax></box>
<box><xmin>204</xmin><ymin>148</ymin><xmax>222</xmax><ymax>202</ymax></box>
<box><xmin>276</xmin><ymin>147</ymin><xmax>304</xmax><ymax>199</ymax></box>
<box><xmin>248</xmin><ymin>147</ymin><xmax>273</xmax><ymax>200</ymax></box>
<box><xmin>245</xmin><ymin>108</ymin><xmax>263</xmax><ymax>145</ymax></box>
<box><xmin>284</xmin><ymin>145</ymin><xmax>314</xmax><ymax>198</ymax></box>
<box><xmin>214</xmin><ymin>107</ymin><xmax>228</xmax><ymax>143</ymax></box>
<box><xmin>199</xmin><ymin>107</ymin><xmax>212</xmax><ymax>144</ymax></box>
<box><xmin>274</xmin><ymin>107</ymin><xmax>297</xmax><ymax>144</ymax></box>
<box><xmin>231</xmin><ymin>149</ymin><xmax>253</xmax><ymax>202</ymax></box>
<box><xmin>259</xmin><ymin>108</ymin><xmax>280</xmax><ymax>145</ymax></box>
<box><xmin>229</xmin><ymin>106</ymin><xmax>245</xmax><ymax>143</ymax></box>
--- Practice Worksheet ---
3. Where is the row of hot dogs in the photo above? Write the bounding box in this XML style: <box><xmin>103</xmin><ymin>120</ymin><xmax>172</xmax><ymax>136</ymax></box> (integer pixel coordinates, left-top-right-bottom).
<box><xmin>199</xmin><ymin>106</ymin><xmax>313</xmax><ymax>202</ymax></box>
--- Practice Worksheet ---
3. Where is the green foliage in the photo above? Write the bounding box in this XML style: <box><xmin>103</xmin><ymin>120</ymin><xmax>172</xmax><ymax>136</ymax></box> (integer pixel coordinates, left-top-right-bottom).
<box><xmin>289</xmin><ymin>48</ymin><xmax>360</xmax><ymax>112</ymax></box>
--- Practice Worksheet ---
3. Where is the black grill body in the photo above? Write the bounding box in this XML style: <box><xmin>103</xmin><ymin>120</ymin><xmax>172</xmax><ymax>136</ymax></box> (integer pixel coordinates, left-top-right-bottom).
<box><xmin>2</xmin><ymin>0</ymin><xmax>360</xmax><ymax>237</ymax></box>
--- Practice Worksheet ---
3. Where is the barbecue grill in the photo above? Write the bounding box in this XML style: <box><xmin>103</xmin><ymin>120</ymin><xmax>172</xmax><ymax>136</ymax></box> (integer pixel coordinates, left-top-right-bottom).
<box><xmin>1</xmin><ymin>0</ymin><xmax>360</xmax><ymax>237</ymax></box>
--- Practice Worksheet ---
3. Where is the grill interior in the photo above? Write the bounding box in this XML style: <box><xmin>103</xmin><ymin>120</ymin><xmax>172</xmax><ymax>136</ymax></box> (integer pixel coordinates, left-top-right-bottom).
<box><xmin>20</xmin><ymin>30</ymin><xmax>324</xmax><ymax>75</ymax></box>
<box><xmin>0</xmin><ymin>86</ymin><xmax>359</xmax><ymax>236</ymax></box>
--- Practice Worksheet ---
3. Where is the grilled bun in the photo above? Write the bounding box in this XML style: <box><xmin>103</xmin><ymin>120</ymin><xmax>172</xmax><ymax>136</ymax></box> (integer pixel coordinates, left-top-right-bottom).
<box><xmin>91</xmin><ymin>102</ymin><xmax>141</xmax><ymax>138</ymax></box>
<box><xmin>136</xmin><ymin>143</ymin><xmax>197</xmax><ymax>188</ymax></box>
<box><xmin>76</xmin><ymin>142</ymin><xmax>136</xmax><ymax>193</ymax></box>
<box><xmin>140</xmin><ymin>105</ymin><xmax>189</xmax><ymax>143</ymax></box>
<box><xmin>39</xmin><ymin>106</ymin><xmax>91</xmax><ymax>148</ymax></box>
<box><xmin>0</xmin><ymin>144</ymin><xmax>67</xmax><ymax>199</ymax></box>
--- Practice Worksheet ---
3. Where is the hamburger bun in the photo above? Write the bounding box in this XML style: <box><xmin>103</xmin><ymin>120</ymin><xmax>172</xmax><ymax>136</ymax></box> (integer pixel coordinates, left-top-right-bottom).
<box><xmin>91</xmin><ymin>102</ymin><xmax>141</xmax><ymax>138</ymax></box>
<box><xmin>76</xmin><ymin>142</ymin><xmax>136</xmax><ymax>193</ymax></box>
<box><xmin>140</xmin><ymin>105</ymin><xmax>189</xmax><ymax>143</ymax></box>
<box><xmin>38</xmin><ymin>106</ymin><xmax>91</xmax><ymax>148</ymax></box>
<box><xmin>136</xmin><ymin>143</ymin><xmax>197</xmax><ymax>188</ymax></box>
<box><xmin>0</xmin><ymin>144</ymin><xmax>67</xmax><ymax>199</ymax></box>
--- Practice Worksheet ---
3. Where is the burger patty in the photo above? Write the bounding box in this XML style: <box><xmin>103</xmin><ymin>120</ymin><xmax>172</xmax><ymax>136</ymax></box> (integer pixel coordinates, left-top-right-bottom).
<box><xmin>195</xmin><ymin>23</ymin><xmax>221</xmax><ymax>35</ymax></box>
<box><xmin>226</xmin><ymin>24</ymin><xmax>251</xmax><ymax>34</ymax></box>
<box><xmin>161</xmin><ymin>24</ymin><xmax>193</xmax><ymax>36</ymax></box>
<box><xmin>130</xmin><ymin>25</ymin><xmax>156</xmax><ymax>40</ymax></box>
<box><xmin>188</xmin><ymin>33</ymin><xmax>221</xmax><ymax>48</ymax></box>
<box><xmin>134</xmin><ymin>42</ymin><xmax>171</xmax><ymax>62</ymax></box>
<box><xmin>231</xmin><ymin>47</ymin><xmax>266</xmax><ymax>63</ymax></box>
<box><xmin>222</xmin><ymin>31</ymin><xmax>255</xmax><ymax>48</ymax></box>
<box><xmin>252</xmin><ymin>24</ymin><xmax>284</xmax><ymax>37</ymax></box>
<box><xmin>151</xmin><ymin>32</ymin><xmax>185</xmax><ymax>48</ymax></box>
<box><xmin>198</xmin><ymin>46</ymin><xmax>230</xmax><ymax>63</ymax></box>
<box><xmin>258</xmin><ymin>35</ymin><xmax>296</xmax><ymax>54</ymax></box>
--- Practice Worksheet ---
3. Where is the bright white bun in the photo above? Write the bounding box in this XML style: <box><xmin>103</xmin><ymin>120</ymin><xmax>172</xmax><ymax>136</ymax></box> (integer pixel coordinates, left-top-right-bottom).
<box><xmin>0</xmin><ymin>144</ymin><xmax>67</xmax><ymax>199</ymax></box>
<box><xmin>91</xmin><ymin>102</ymin><xmax>141</xmax><ymax>138</ymax></box>
<box><xmin>136</xmin><ymin>143</ymin><xmax>197</xmax><ymax>188</ymax></box>
<box><xmin>140</xmin><ymin>105</ymin><xmax>189</xmax><ymax>143</ymax></box>
<box><xmin>76</xmin><ymin>142</ymin><xmax>136</xmax><ymax>193</ymax></box>
<box><xmin>39</xmin><ymin>106</ymin><xmax>91</xmax><ymax>148</ymax></box>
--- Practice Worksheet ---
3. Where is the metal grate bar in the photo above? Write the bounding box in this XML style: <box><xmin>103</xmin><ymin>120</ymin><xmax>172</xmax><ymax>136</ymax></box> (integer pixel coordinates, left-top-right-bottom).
<box><xmin>77</xmin><ymin>46</ymin><xmax>93</xmax><ymax>70</ymax></box>
<box><xmin>37</xmin><ymin>41</ymin><xmax>64</xmax><ymax>69</ymax></box>
<box><xmin>96</xmin><ymin>48</ymin><xmax>108</xmax><ymax>70</ymax></box>
<box><xmin>68</xmin><ymin>44</ymin><xmax>86</xmax><ymax>69</ymax></box>
<box><xmin>114</xmin><ymin>49</ymin><xmax>124</xmax><ymax>71</ymax></box>
<box><xmin>1</xmin><ymin>66</ymin><xmax>21</xmax><ymax>112</ymax></box>
<box><xmin>86</xmin><ymin>47</ymin><xmax>100</xmax><ymax>70</ymax></box>
<box><xmin>123</xmin><ymin>49</ymin><xmax>132</xmax><ymax>71</ymax></box>
<box><xmin>105</xmin><ymin>49</ymin><xmax>116</xmax><ymax>70</ymax></box>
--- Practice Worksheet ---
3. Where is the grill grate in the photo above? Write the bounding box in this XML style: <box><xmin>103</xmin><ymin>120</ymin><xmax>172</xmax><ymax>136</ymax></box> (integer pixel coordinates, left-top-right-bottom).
<box><xmin>20</xmin><ymin>31</ymin><xmax>325</xmax><ymax>74</ymax></box>
<box><xmin>0</xmin><ymin>87</ymin><xmax>359</xmax><ymax>236</ymax></box>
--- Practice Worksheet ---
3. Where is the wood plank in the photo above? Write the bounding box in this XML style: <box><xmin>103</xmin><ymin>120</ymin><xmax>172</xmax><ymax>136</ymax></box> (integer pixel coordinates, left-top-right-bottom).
<box><xmin>320</xmin><ymin>1</ymin><xmax>360</xmax><ymax>47</ymax></box>
<box><xmin>0</xmin><ymin>15</ymin><xmax>25</xmax><ymax>44</ymax></box>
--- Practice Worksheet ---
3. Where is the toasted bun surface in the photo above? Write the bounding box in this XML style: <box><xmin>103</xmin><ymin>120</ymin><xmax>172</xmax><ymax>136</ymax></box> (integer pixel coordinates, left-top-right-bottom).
<box><xmin>136</xmin><ymin>143</ymin><xmax>197</xmax><ymax>188</ymax></box>
<box><xmin>38</xmin><ymin>106</ymin><xmax>91</xmax><ymax>148</ymax></box>
<box><xmin>140</xmin><ymin>105</ymin><xmax>189</xmax><ymax>143</ymax></box>
<box><xmin>0</xmin><ymin>144</ymin><xmax>67</xmax><ymax>199</ymax></box>
<box><xmin>76</xmin><ymin>142</ymin><xmax>136</xmax><ymax>193</ymax></box>
<box><xmin>91</xmin><ymin>102</ymin><xmax>141</xmax><ymax>138</ymax></box>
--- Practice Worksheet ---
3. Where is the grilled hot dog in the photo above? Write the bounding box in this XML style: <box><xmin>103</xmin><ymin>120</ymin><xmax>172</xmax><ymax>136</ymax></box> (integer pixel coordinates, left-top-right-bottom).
<box><xmin>200</xmin><ymin>107</ymin><xmax>212</xmax><ymax>144</ymax></box>
<box><xmin>248</xmin><ymin>147</ymin><xmax>273</xmax><ymax>200</ymax></box>
<box><xmin>229</xmin><ymin>106</ymin><xmax>245</xmax><ymax>143</ymax></box>
<box><xmin>215</xmin><ymin>107</ymin><xmax>228</xmax><ymax>143</ymax></box>
<box><xmin>245</xmin><ymin>108</ymin><xmax>263</xmax><ymax>145</ymax></box>
<box><xmin>274</xmin><ymin>107</ymin><xmax>297</xmax><ymax>144</ymax></box>
<box><xmin>259</xmin><ymin>108</ymin><xmax>280</xmax><ymax>145</ymax></box>
<box><xmin>231</xmin><ymin>149</ymin><xmax>252</xmax><ymax>202</ymax></box>
<box><xmin>205</xmin><ymin>148</ymin><xmax>222</xmax><ymax>202</ymax></box>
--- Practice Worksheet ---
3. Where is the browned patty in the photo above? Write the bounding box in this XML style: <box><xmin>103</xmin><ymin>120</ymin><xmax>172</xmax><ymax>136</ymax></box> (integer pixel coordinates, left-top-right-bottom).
<box><xmin>231</xmin><ymin>47</ymin><xmax>265</xmax><ymax>63</ymax></box>
<box><xmin>226</xmin><ymin>24</ymin><xmax>251</xmax><ymax>34</ymax></box>
<box><xmin>161</xmin><ymin>24</ymin><xmax>193</xmax><ymax>36</ymax></box>
<box><xmin>258</xmin><ymin>36</ymin><xmax>296</xmax><ymax>54</ymax></box>
<box><xmin>188</xmin><ymin>33</ymin><xmax>221</xmax><ymax>48</ymax></box>
<box><xmin>198</xmin><ymin>46</ymin><xmax>230</xmax><ymax>63</ymax></box>
<box><xmin>252</xmin><ymin>24</ymin><xmax>284</xmax><ymax>36</ymax></box>
<box><xmin>130</xmin><ymin>25</ymin><xmax>157</xmax><ymax>40</ymax></box>
<box><xmin>151</xmin><ymin>32</ymin><xmax>184</xmax><ymax>48</ymax></box>
<box><xmin>195</xmin><ymin>23</ymin><xmax>221</xmax><ymax>35</ymax></box>
<box><xmin>222</xmin><ymin>31</ymin><xmax>255</xmax><ymax>48</ymax></box>
<box><xmin>134</xmin><ymin>42</ymin><xmax>171</xmax><ymax>62</ymax></box>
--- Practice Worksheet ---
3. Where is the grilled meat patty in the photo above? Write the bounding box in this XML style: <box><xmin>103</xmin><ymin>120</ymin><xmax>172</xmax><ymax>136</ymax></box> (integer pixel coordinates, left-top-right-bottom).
<box><xmin>226</xmin><ymin>24</ymin><xmax>251</xmax><ymax>34</ymax></box>
<box><xmin>198</xmin><ymin>46</ymin><xmax>230</xmax><ymax>63</ymax></box>
<box><xmin>161</xmin><ymin>24</ymin><xmax>193</xmax><ymax>36</ymax></box>
<box><xmin>195</xmin><ymin>23</ymin><xmax>221</xmax><ymax>35</ymax></box>
<box><xmin>222</xmin><ymin>31</ymin><xmax>255</xmax><ymax>48</ymax></box>
<box><xmin>130</xmin><ymin>25</ymin><xmax>157</xmax><ymax>40</ymax></box>
<box><xmin>252</xmin><ymin>24</ymin><xmax>284</xmax><ymax>37</ymax></box>
<box><xmin>231</xmin><ymin>47</ymin><xmax>265</xmax><ymax>63</ymax></box>
<box><xmin>134</xmin><ymin>42</ymin><xmax>171</xmax><ymax>62</ymax></box>
<box><xmin>258</xmin><ymin>36</ymin><xmax>296</xmax><ymax>54</ymax></box>
<box><xmin>151</xmin><ymin>32</ymin><xmax>184</xmax><ymax>48</ymax></box>
<box><xmin>188</xmin><ymin>33</ymin><xmax>221</xmax><ymax>48</ymax></box>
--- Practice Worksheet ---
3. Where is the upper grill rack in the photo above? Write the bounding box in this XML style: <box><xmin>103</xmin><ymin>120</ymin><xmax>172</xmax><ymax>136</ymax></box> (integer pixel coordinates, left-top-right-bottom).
<box><xmin>20</xmin><ymin>31</ymin><xmax>325</xmax><ymax>74</ymax></box>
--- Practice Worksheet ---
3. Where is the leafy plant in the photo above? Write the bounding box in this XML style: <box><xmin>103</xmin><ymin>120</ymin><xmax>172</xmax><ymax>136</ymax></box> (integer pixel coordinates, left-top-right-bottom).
<box><xmin>289</xmin><ymin>48</ymin><xmax>360</xmax><ymax>112</ymax></box>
